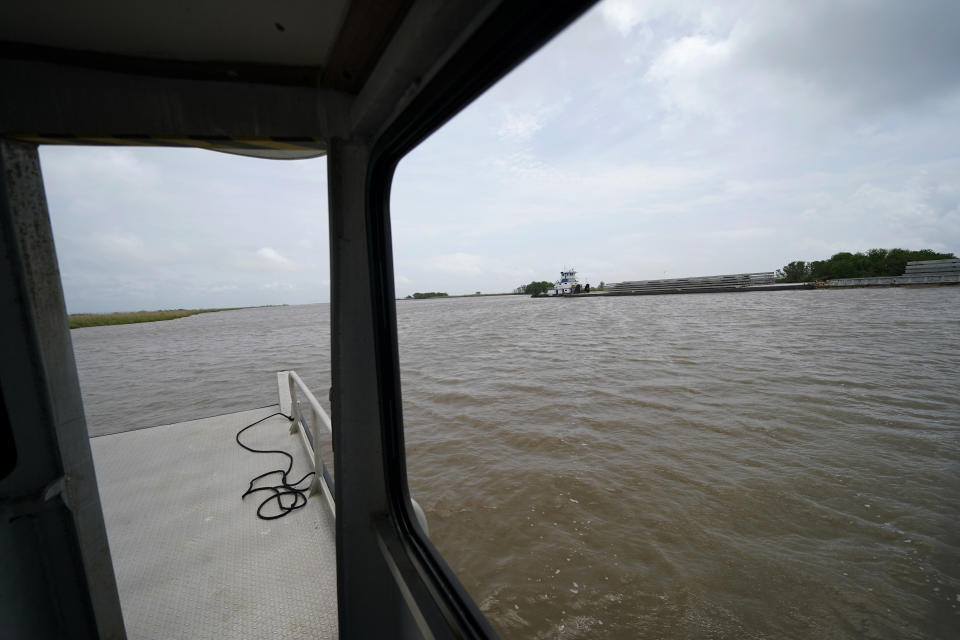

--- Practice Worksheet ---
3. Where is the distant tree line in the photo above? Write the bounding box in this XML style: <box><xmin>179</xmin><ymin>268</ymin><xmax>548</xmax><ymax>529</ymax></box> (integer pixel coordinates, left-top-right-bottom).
<box><xmin>405</xmin><ymin>292</ymin><xmax>448</xmax><ymax>299</ymax></box>
<box><xmin>518</xmin><ymin>281</ymin><xmax>553</xmax><ymax>295</ymax></box>
<box><xmin>776</xmin><ymin>248</ymin><xmax>955</xmax><ymax>283</ymax></box>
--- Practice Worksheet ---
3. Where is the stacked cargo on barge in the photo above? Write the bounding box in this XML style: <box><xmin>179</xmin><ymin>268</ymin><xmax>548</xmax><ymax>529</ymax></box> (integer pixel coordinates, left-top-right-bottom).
<box><xmin>605</xmin><ymin>272</ymin><xmax>780</xmax><ymax>295</ymax></box>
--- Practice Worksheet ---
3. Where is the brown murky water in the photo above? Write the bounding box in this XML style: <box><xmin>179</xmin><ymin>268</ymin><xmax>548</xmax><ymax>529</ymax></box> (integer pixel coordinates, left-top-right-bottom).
<box><xmin>74</xmin><ymin>287</ymin><xmax>960</xmax><ymax>638</ymax></box>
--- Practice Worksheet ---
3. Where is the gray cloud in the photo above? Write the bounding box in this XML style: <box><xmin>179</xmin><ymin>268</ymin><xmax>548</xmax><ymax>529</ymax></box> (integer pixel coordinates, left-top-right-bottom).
<box><xmin>736</xmin><ymin>1</ymin><xmax>960</xmax><ymax>113</ymax></box>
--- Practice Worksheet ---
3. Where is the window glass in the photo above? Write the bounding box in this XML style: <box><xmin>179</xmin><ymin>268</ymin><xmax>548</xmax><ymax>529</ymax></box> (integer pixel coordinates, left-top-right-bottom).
<box><xmin>41</xmin><ymin>147</ymin><xmax>332</xmax><ymax>435</ymax></box>
<box><xmin>392</xmin><ymin>1</ymin><xmax>960</xmax><ymax>637</ymax></box>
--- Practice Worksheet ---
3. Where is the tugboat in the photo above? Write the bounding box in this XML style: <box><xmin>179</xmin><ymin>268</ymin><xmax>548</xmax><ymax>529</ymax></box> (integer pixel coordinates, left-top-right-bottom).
<box><xmin>551</xmin><ymin>268</ymin><xmax>585</xmax><ymax>295</ymax></box>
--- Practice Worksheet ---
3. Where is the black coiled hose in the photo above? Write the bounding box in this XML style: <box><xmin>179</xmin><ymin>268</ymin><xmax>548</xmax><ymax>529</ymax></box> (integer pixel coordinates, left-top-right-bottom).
<box><xmin>236</xmin><ymin>411</ymin><xmax>315</xmax><ymax>520</ymax></box>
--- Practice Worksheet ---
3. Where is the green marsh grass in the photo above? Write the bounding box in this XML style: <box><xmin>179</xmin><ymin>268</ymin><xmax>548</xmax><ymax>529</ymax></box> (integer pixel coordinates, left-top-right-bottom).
<box><xmin>69</xmin><ymin>308</ymin><xmax>242</xmax><ymax>329</ymax></box>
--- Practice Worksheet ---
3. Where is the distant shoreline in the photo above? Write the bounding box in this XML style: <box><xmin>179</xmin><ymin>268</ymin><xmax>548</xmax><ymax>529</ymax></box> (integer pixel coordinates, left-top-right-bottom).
<box><xmin>69</xmin><ymin>306</ymin><xmax>252</xmax><ymax>329</ymax></box>
<box><xmin>399</xmin><ymin>292</ymin><xmax>516</xmax><ymax>300</ymax></box>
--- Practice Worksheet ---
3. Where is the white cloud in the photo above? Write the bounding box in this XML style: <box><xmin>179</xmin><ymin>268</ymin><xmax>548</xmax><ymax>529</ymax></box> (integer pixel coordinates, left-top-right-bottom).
<box><xmin>648</xmin><ymin>35</ymin><xmax>731</xmax><ymax>79</ymax></box>
<box><xmin>582</xmin><ymin>162</ymin><xmax>708</xmax><ymax>193</ymax></box>
<box><xmin>645</xmin><ymin>35</ymin><xmax>734</xmax><ymax>116</ymax></box>
<box><xmin>710</xmin><ymin>227</ymin><xmax>775</xmax><ymax>240</ymax></box>
<box><xmin>261</xmin><ymin>282</ymin><xmax>295</xmax><ymax>290</ymax></box>
<box><xmin>496</xmin><ymin>109</ymin><xmax>544</xmax><ymax>141</ymax></box>
<box><xmin>598</xmin><ymin>0</ymin><xmax>690</xmax><ymax>36</ymax></box>
<box><xmin>254</xmin><ymin>247</ymin><xmax>296</xmax><ymax>271</ymax></box>
<box><xmin>95</xmin><ymin>232</ymin><xmax>143</xmax><ymax>252</ymax></box>
<box><xmin>87</xmin><ymin>232</ymin><xmax>153</xmax><ymax>262</ymax></box>
<box><xmin>599</xmin><ymin>0</ymin><xmax>643</xmax><ymax>36</ymax></box>
<box><xmin>426</xmin><ymin>253</ymin><xmax>486</xmax><ymax>275</ymax></box>
<box><xmin>54</xmin><ymin>148</ymin><xmax>162</xmax><ymax>189</ymax></box>
<box><xmin>494</xmin><ymin>99</ymin><xmax>571</xmax><ymax>143</ymax></box>
<box><xmin>207</xmin><ymin>284</ymin><xmax>239</xmax><ymax>293</ymax></box>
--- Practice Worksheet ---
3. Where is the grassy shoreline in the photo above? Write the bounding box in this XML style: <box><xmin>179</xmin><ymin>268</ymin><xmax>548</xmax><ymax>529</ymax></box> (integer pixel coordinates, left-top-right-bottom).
<box><xmin>69</xmin><ymin>307</ymin><xmax>243</xmax><ymax>329</ymax></box>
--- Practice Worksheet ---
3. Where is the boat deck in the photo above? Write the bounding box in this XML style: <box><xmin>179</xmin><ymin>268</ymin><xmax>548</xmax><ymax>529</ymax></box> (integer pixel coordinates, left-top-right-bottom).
<box><xmin>90</xmin><ymin>406</ymin><xmax>338</xmax><ymax>640</ymax></box>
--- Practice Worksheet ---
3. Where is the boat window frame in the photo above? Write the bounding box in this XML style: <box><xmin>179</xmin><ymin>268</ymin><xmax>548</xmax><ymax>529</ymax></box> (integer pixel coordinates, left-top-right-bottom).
<box><xmin>362</xmin><ymin>1</ymin><xmax>598</xmax><ymax>635</ymax></box>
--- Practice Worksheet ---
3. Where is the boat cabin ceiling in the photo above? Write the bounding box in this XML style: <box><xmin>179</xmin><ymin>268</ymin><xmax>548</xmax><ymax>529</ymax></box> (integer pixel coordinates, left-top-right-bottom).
<box><xmin>0</xmin><ymin>0</ymin><xmax>587</xmax><ymax>157</ymax></box>
<box><xmin>1</xmin><ymin>1</ymin><xmax>354</xmax><ymax>67</ymax></box>
<box><xmin>0</xmin><ymin>1</ymin><xmax>596</xmax><ymax>638</ymax></box>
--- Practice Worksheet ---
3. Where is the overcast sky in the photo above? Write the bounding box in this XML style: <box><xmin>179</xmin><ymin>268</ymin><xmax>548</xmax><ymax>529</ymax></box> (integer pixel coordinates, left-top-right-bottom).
<box><xmin>42</xmin><ymin>0</ymin><xmax>960</xmax><ymax>312</ymax></box>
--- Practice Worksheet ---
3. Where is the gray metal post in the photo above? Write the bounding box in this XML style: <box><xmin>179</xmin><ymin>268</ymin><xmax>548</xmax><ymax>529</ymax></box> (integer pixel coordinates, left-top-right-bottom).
<box><xmin>327</xmin><ymin>137</ymin><xmax>407</xmax><ymax>636</ymax></box>
<box><xmin>0</xmin><ymin>140</ymin><xmax>126</xmax><ymax>639</ymax></box>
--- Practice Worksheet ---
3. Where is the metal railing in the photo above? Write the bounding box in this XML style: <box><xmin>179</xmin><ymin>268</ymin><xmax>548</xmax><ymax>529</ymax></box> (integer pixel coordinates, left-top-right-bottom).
<box><xmin>281</xmin><ymin>370</ymin><xmax>337</xmax><ymax>516</ymax></box>
<box><xmin>278</xmin><ymin>370</ymin><xmax>429</xmax><ymax>533</ymax></box>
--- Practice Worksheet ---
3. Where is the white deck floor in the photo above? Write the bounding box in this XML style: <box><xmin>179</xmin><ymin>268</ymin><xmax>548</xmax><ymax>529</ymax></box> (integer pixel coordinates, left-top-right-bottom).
<box><xmin>90</xmin><ymin>406</ymin><xmax>338</xmax><ymax>640</ymax></box>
